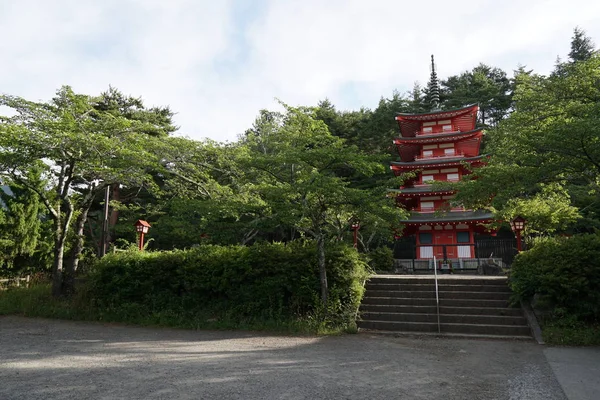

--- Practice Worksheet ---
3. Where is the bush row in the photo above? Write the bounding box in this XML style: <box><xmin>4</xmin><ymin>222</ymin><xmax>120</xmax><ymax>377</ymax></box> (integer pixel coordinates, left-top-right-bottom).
<box><xmin>89</xmin><ymin>241</ymin><xmax>370</xmax><ymax>329</ymax></box>
<box><xmin>510</xmin><ymin>233</ymin><xmax>600</xmax><ymax>322</ymax></box>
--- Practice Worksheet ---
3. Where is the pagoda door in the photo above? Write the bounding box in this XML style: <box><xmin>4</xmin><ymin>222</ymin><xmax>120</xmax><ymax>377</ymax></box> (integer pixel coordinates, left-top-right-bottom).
<box><xmin>434</xmin><ymin>232</ymin><xmax>456</xmax><ymax>259</ymax></box>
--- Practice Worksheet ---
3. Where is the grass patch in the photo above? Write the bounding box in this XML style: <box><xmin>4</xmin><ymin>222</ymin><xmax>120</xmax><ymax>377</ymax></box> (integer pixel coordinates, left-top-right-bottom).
<box><xmin>542</xmin><ymin>318</ymin><xmax>600</xmax><ymax>346</ymax></box>
<box><xmin>0</xmin><ymin>284</ymin><xmax>347</xmax><ymax>335</ymax></box>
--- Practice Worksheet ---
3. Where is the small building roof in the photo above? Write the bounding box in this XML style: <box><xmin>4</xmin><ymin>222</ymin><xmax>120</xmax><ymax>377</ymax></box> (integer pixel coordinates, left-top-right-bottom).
<box><xmin>133</xmin><ymin>219</ymin><xmax>151</xmax><ymax>227</ymax></box>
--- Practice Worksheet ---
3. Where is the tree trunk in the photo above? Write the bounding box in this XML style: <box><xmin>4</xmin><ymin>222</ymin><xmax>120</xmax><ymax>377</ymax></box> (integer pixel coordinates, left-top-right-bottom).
<box><xmin>107</xmin><ymin>183</ymin><xmax>120</xmax><ymax>244</ymax></box>
<box><xmin>64</xmin><ymin>202</ymin><xmax>92</xmax><ymax>295</ymax></box>
<box><xmin>51</xmin><ymin>198</ymin><xmax>74</xmax><ymax>297</ymax></box>
<box><xmin>317</xmin><ymin>233</ymin><xmax>328</xmax><ymax>304</ymax></box>
<box><xmin>51</xmin><ymin>235</ymin><xmax>65</xmax><ymax>297</ymax></box>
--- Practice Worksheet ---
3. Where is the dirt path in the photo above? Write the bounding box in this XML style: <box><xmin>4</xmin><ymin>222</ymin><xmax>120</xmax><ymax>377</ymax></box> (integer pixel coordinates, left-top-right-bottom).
<box><xmin>0</xmin><ymin>316</ymin><xmax>565</xmax><ymax>400</ymax></box>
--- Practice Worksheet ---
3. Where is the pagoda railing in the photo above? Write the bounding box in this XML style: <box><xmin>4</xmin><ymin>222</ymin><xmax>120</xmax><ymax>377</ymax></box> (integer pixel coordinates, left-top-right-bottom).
<box><xmin>415</xmin><ymin>152</ymin><xmax>465</xmax><ymax>161</ymax></box>
<box><xmin>392</xmin><ymin>239</ymin><xmax>519</xmax><ymax>275</ymax></box>
<box><xmin>416</xmin><ymin>206</ymin><xmax>466</xmax><ymax>213</ymax></box>
<box><xmin>415</xmin><ymin>126</ymin><xmax>461</xmax><ymax>136</ymax></box>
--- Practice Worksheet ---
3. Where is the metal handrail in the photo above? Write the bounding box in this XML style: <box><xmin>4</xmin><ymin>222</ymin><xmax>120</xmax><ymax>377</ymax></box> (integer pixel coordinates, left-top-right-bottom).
<box><xmin>433</xmin><ymin>256</ymin><xmax>441</xmax><ymax>334</ymax></box>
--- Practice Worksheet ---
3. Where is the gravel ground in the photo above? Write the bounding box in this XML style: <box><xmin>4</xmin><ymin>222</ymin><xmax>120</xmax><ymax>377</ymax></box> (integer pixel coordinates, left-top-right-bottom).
<box><xmin>0</xmin><ymin>316</ymin><xmax>566</xmax><ymax>400</ymax></box>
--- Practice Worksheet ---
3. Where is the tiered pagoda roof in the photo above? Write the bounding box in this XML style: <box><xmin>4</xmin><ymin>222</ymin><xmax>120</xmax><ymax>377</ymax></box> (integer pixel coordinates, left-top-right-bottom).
<box><xmin>390</xmin><ymin>154</ymin><xmax>487</xmax><ymax>172</ymax></box>
<box><xmin>401</xmin><ymin>210</ymin><xmax>494</xmax><ymax>225</ymax></box>
<box><xmin>389</xmin><ymin>185</ymin><xmax>456</xmax><ymax>197</ymax></box>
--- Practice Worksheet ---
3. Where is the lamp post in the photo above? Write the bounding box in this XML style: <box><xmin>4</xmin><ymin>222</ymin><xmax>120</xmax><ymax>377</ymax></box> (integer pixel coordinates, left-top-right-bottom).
<box><xmin>351</xmin><ymin>221</ymin><xmax>360</xmax><ymax>249</ymax></box>
<box><xmin>134</xmin><ymin>220</ymin><xmax>151</xmax><ymax>251</ymax></box>
<box><xmin>509</xmin><ymin>216</ymin><xmax>526</xmax><ymax>252</ymax></box>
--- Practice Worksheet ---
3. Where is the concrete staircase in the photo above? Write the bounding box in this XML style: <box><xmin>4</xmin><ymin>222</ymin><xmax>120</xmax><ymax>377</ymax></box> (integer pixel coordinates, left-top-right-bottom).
<box><xmin>358</xmin><ymin>275</ymin><xmax>532</xmax><ymax>339</ymax></box>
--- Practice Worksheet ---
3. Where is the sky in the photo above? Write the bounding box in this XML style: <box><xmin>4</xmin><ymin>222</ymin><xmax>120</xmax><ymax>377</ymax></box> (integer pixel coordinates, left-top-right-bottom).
<box><xmin>1</xmin><ymin>0</ymin><xmax>600</xmax><ymax>143</ymax></box>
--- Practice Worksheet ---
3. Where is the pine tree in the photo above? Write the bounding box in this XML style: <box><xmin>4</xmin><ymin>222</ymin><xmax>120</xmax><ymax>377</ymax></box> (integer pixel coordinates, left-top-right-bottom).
<box><xmin>0</xmin><ymin>170</ymin><xmax>46</xmax><ymax>272</ymax></box>
<box><xmin>407</xmin><ymin>82</ymin><xmax>427</xmax><ymax>113</ymax></box>
<box><xmin>568</xmin><ymin>27</ymin><xmax>596</xmax><ymax>62</ymax></box>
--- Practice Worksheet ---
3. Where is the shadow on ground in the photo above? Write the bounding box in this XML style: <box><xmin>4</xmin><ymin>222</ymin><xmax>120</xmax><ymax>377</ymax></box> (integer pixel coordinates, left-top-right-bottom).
<box><xmin>0</xmin><ymin>316</ymin><xmax>566</xmax><ymax>400</ymax></box>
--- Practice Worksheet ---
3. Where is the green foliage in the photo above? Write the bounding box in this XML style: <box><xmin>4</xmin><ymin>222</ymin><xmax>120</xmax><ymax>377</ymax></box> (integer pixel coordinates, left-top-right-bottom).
<box><xmin>0</xmin><ymin>283</ymin><xmax>318</xmax><ymax>333</ymax></box>
<box><xmin>0</xmin><ymin>86</ymin><xmax>172</xmax><ymax>294</ymax></box>
<box><xmin>441</xmin><ymin>63</ymin><xmax>513</xmax><ymax>127</ymax></box>
<box><xmin>569</xmin><ymin>27</ymin><xmax>596</xmax><ymax>63</ymax></box>
<box><xmin>510</xmin><ymin>234</ymin><xmax>600</xmax><ymax>322</ymax></box>
<box><xmin>88</xmin><ymin>241</ymin><xmax>369</xmax><ymax>330</ymax></box>
<box><xmin>0</xmin><ymin>170</ymin><xmax>52</xmax><ymax>275</ymax></box>
<box><xmin>500</xmin><ymin>183</ymin><xmax>580</xmax><ymax>235</ymax></box>
<box><xmin>367</xmin><ymin>246</ymin><xmax>394</xmax><ymax>273</ymax></box>
<box><xmin>542</xmin><ymin>320</ymin><xmax>600</xmax><ymax>346</ymax></box>
<box><xmin>456</xmin><ymin>55</ymin><xmax>600</xmax><ymax>235</ymax></box>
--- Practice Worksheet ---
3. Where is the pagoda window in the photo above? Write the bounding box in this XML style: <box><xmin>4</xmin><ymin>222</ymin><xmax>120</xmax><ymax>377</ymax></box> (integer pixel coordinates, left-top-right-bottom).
<box><xmin>447</xmin><ymin>173</ymin><xmax>460</xmax><ymax>181</ymax></box>
<box><xmin>423</xmin><ymin>127</ymin><xmax>433</xmax><ymax>134</ymax></box>
<box><xmin>442</xmin><ymin>125</ymin><xmax>453</xmax><ymax>132</ymax></box>
<box><xmin>422</xmin><ymin>150</ymin><xmax>433</xmax><ymax>157</ymax></box>
<box><xmin>422</xmin><ymin>175</ymin><xmax>434</xmax><ymax>183</ymax></box>
<box><xmin>457</xmin><ymin>231</ymin><xmax>470</xmax><ymax>243</ymax></box>
<box><xmin>444</xmin><ymin>148</ymin><xmax>455</xmax><ymax>156</ymax></box>
<box><xmin>419</xmin><ymin>233</ymin><xmax>433</xmax><ymax>244</ymax></box>
<box><xmin>420</xmin><ymin>201</ymin><xmax>434</xmax><ymax>212</ymax></box>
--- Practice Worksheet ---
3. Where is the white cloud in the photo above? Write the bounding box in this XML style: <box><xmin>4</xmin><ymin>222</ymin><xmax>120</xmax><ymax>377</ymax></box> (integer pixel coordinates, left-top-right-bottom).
<box><xmin>1</xmin><ymin>0</ymin><xmax>599</xmax><ymax>142</ymax></box>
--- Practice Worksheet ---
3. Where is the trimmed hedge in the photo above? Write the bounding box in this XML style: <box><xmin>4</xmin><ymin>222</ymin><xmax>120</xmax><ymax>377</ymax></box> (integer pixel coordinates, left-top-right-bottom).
<box><xmin>89</xmin><ymin>241</ymin><xmax>369</xmax><ymax>329</ymax></box>
<box><xmin>510</xmin><ymin>233</ymin><xmax>600</xmax><ymax>322</ymax></box>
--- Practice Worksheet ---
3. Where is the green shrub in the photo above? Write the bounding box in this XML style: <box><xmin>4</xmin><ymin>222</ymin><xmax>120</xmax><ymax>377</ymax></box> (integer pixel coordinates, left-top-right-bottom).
<box><xmin>88</xmin><ymin>240</ymin><xmax>369</xmax><ymax>330</ymax></box>
<box><xmin>510</xmin><ymin>233</ymin><xmax>600</xmax><ymax>322</ymax></box>
<box><xmin>367</xmin><ymin>246</ymin><xmax>393</xmax><ymax>273</ymax></box>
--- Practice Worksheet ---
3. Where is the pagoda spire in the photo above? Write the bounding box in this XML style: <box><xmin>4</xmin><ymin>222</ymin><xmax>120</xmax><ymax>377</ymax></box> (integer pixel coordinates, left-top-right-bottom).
<box><xmin>427</xmin><ymin>54</ymin><xmax>441</xmax><ymax>111</ymax></box>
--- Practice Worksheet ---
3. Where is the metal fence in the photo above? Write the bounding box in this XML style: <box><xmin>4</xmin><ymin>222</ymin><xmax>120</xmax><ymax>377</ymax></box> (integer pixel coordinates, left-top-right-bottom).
<box><xmin>393</xmin><ymin>237</ymin><xmax>518</xmax><ymax>275</ymax></box>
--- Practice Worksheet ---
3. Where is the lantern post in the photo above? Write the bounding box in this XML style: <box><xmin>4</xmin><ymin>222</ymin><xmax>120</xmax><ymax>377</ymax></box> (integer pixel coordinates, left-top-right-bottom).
<box><xmin>134</xmin><ymin>220</ymin><xmax>151</xmax><ymax>251</ymax></box>
<box><xmin>351</xmin><ymin>221</ymin><xmax>360</xmax><ymax>249</ymax></box>
<box><xmin>509</xmin><ymin>216</ymin><xmax>526</xmax><ymax>252</ymax></box>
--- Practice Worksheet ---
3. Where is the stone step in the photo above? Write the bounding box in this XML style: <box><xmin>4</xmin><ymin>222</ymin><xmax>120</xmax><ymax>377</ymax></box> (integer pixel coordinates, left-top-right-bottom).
<box><xmin>360</xmin><ymin>297</ymin><xmax>510</xmax><ymax>308</ymax></box>
<box><xmin>359</xmin><ymin>330</ymin><xmax>533</xmax><ymax>341</ymax></box>
<box><xmin>358</xmin><ymin>320</ymin><xmax>532</xmax><ymax>336</ymax></box>
<box><xmin>365</xmin><ymin>290</ymin><xmax>511</xmax><ymax>301</ymax></box>
<box><xmin>368</xmin><ymin>277</ymin><xmax>507</xmax><ymax>285</ymax></box>
<box><xmin>365</xmin><ymin>283</ymin><xmax>511</xmax><ymax>293</ymax></box>
<box><xmin>360</xmin><ymin>312</ymin><xmax>528</xmax><ymax>326</ymax></box>
<box><xmin>359</xmin><ymin>304</ymin><xmax>524</xmax><ymax>317</ymax></box>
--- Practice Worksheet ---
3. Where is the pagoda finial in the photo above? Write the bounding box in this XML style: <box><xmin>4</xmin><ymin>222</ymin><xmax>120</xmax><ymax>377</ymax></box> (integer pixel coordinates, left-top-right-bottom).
<box><xmin>427</xmin><ymin>54</ymin><xmax>441</xmax><ymax>111</ymax></box>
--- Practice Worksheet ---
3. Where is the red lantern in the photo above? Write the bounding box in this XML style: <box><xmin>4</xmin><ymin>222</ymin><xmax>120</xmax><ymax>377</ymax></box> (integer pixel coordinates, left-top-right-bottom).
<box><xmin>133</xmin><ymin>220</ymin><xmax>151</xmax><ymax>251</ymax></box>
<box><xmin>509</xmin><ymin>216</ymin><xmax>526</xmax><ymax>252</ymax></box>
<box><xmin>350</xmin><ymin>220</ymin><xmax>360</xmax><ymax>249</ymax></box>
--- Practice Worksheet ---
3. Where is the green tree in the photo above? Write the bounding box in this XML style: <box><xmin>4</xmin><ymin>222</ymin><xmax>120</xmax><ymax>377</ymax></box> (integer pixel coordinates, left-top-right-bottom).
<box><xmin>569</xmin><ymin>27</ymin><xmax>596</xmax><ymax>62</ymax></box>
<box><xmin>144</xmin><ymin>137</ymin><xmax>269</xmax><ymax>248</ymax></box>
<box><xmin>0</xmin><ymin>170</ymin><xmax>48</xmax><ymax>273</ymax></box>
<box><xmin>441</xmin><ymin>64</ymin><xmax>513</xmax><ymax>127</ymax></box>
<box><xmin>0</xmin><ymin>86</ymin><xmax>163</xmax><ymax>295</ymax></box>
<box><xmin>455</xmin><ymin>55</ymin><xmax>600</xmax><ymax>233</ymax></box>
<box><xmin>407</xmin><ymin>82</ymin><xmax>428</xmax><ymax>113</ymax></box>
<box><xmin>243</xmin><ymin>103</ymin><xmax>404</xmax><ymax>303</ymax></box>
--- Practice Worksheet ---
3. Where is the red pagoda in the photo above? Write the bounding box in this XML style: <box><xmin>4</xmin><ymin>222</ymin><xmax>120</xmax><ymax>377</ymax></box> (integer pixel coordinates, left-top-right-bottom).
<box><xmin>391</xmin><ymin>58</ymin><xmax>493</xmax><ymax>267</ymax></box>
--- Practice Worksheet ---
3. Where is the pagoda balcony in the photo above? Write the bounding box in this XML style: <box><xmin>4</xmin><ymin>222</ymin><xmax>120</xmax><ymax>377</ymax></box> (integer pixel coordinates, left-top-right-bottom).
<box><xmin>415</xmin><ymin>126</ymin><xmax>461</xmax><ymax>136</ymax></box>
<box><xmin>416</xmin><ymin>207</ymin><xmax>467</xmax><ymax>213</ymax></box>
<box><xmin>415</xmin><ymin>152</ymin><xmax>465</xmax><ymax>161</ymax></box>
